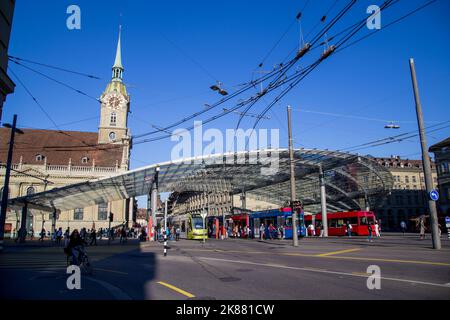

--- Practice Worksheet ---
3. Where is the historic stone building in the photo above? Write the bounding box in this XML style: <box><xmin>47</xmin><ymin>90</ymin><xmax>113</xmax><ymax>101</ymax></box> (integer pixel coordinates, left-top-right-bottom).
<box><xmin>0</xmin><ymin>0</ymin><xmax>16</xmax><ymax>121</ymax></box>
<box><xmin>429</xmin><ymin>137</ymin><xmax>450</xmax><ymax>217</ymax></box>
<box><xmin>373</xmin><ymin>156</ymin><xmax>438</xmax><ymax>231</ymax></box>
<box><xmin>0</xmin><ymin>29</ymin><xmax>132</xmax><ymax>236</ymax></box>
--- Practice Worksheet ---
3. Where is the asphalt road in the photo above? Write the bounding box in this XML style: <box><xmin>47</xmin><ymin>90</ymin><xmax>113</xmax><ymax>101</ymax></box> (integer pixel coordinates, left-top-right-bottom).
<box><xmin>0</xmin><ymin>234</ymin><xmax>449</xmax><ymax>300</ymax></box>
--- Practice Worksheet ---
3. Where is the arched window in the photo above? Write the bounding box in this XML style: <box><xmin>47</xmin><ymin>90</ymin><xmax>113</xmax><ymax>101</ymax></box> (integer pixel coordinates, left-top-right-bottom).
<box><xmin>35</xmin><ymin>154</ymin><xmax>45</xmax><ymax>162</ymax></box>
<box><xmin>81</xmin><ymin>157</ymin><xmax>89</xmax><ymax>164</ymax></box>
<box><xmin>26</xmin><ymin>187</ymin><xmax>35</xmax><ymax>196</ymax></box>
<box><xmin>110</xmin><ymin>112</ymin><xmax>117</xmax><ymax>126</ymax></box>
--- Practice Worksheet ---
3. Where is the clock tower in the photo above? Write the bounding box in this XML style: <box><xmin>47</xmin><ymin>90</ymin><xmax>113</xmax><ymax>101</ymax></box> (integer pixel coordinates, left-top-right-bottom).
<box><xmin>98</xmin><ymin>26</ymin><xmax>130</xmax><ymax>148</ymax></box>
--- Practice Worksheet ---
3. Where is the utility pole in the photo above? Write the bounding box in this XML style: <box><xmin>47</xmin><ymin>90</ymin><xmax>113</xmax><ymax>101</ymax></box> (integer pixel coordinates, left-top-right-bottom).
<box><xmin>0</xmin><ymin>115</ymin><xmax>23</xmax><ymax>252</ymax></box>
<box><xmin>319</xmin><ymin>164</ymin><xmax>328</xmax><ymax>237</ymax></box>
<box><xmin>164</xmin><ymin>199</ymin><xmax>168</xmax><ymax>232</ymax></box>
<box><xmin>409</xmin><ymin>58</ymin><xmax>441</xmax><ymax>250</ymax></box>
<box><xmin>287</xmin><ymin>106</ymin><xmax>298</xmax><ymax>247</ymax></box>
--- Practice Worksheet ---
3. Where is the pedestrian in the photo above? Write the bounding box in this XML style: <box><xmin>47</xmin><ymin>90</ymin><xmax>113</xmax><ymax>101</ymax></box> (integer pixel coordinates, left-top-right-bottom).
<box><xmin>318</xmin><ymin>222</ymin><xmax>324</xmax><ymax>237</ymax></box>
<box><xmin>400</xmin><ymin>220</ymin><xmax>407</xmax><ymax>235</ymax></box>
<box><xmin>346</xmin><ymin>221</ymin><xmax>352</xmax><ymax>238</ymax></box>
<box><xmin>279</xmin><ymin>225</ymin><xmax>285</xmax><ymax>239</ymax></box>
<box><xmin>120</xmin><ymin>227</ymin><xmax>127</xmax><ymax>244</ymax></box>
<box><xmin>56</xmin><ymin>227</ymin><xmax>63</xmax><ymax>245</ymax></box>
<box><xmin>419</xmin><ymin>216</ymin><xmax>426</xmax><ymax>240</ymax></box>
<box><xmin>367</xmin><ymin>222</ymin><xmax>373</xmax><ymax>242</ymax></box>
<box><xmin>259</xmin><ymin>223</ymin><xmax>265</xmax><ymax>240</ymax></box>
<box><xmin>309</xmin><ymin>224</ymin><xmax>316</xmax><ymax>237</ymax></box>
<box><xmin>374</xmin><ymin>220</ymin><xmax>380</xmax><ymax>238</ymax></box>
<box><xmin>90</xmin><ymin>228</ymin><xmax>97</xmax><ymax>246</ymax></box>
<box><xmin>176</xmin><ymin>226</ymin><xmax>180</xmax><ymax>241</ymax></box>
<box><xmin>39</xmin><ymin>228</ymin><xmax>46</xmax><ymax>242</ymax></box>
<box><xmin>64</xmin><ymin>228</ymin><xmax>70</xmax><ymax>247</ymax></box>
<box><xmin>30</xmin><ymin>228</ymin><xmax>35</xmax><ymax>240</ymax></box>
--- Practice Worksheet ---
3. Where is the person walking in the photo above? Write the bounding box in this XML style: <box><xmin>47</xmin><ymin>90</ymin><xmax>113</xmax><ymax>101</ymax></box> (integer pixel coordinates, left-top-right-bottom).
<box><xmin>259</xmin><ymin>223</ymin><xmax>265</xmax><ymax>240</ymax></box>
<box><xmin>346</xmin><ymin>221</ymin><xmax>352</xmax><ymax>238</ymax></box>
<box><xmin>90</xmin><ymin>228</ymin><xmax>97</xmax><ymax>246</ymax></box>
<box><xmin>64</xmin><ymin>228</ymin><xmax>70</xmax><ymax>247</ymax></box>
<box><xmin>419</xmin><ymin>216</ymin><xmax>426</xmax><ymax>240</ymax></box>
<box><xmin>400</xmin><ymin>220</ymin><xmax>407</xmax><ymax>235</ymax></box>
<box><xmin>176</xmin><ymin>226</ymin><xmax>180</xmax><ymax>241</ymax></box>
<box><xmin>367</xmin><ymin>222</ymin><xmax>373</xmax><ymax>242</ymax></box>
<box><xmin>318</xmin><ymin>222</ymin><xmax>324</xmax><ymax>237</ymax></box>
<box><xmin>56</xmin><ymin>227</ymin><xmax>63</xmax><ymax>245</ymax></box>
<box><xmin>374</xmin><ymin>221</ymin><xmax>381</xmax><ymax>238</ymax></box>
<box><xmin>39</xmin><ymin>228</ymin><xmax>46</xmax><ymax>242</ymax></box>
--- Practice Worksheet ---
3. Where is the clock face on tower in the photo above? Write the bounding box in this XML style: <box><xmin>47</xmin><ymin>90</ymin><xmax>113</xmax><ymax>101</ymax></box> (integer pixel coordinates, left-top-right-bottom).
<box><xmin>105</xmin><ymin>92</ymin><xmax>126</xmax><ymax>110</ymax></box>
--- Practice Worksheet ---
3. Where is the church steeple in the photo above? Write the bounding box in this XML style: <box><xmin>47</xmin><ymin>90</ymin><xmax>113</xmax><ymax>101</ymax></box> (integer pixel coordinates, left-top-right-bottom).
<box><xmin>112</xmin><ymin>26</ymin><xmax>123</xmax><ymax>81</ymax></box>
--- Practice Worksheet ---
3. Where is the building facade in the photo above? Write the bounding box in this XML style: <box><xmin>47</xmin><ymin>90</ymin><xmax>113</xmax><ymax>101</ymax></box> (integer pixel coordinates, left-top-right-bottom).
<box><xmin>0</xmin><ymin>29</ymin><xmax>132</xmax><ymax>236</ymax></box>
<box><xmin>373</xmin><ymin>156</ymin><xmax>438</xmax><ymax>231</ymax></box>
<box><xmin>429</xmin><ymin>137</ymin><xmax>450</xmax><ymax>217</ymax></box>
<box><xmin>0</xmin><ymin>0</ymin><xmax>16</xmax><ymax>121</ymax></box>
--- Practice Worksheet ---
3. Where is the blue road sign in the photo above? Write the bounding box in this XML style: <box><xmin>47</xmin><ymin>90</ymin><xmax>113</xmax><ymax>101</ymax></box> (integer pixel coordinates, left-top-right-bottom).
<box><xmin>429</xmin><ymin>189</ymin><xmax>439</xmax><ymax>201</ymax></box>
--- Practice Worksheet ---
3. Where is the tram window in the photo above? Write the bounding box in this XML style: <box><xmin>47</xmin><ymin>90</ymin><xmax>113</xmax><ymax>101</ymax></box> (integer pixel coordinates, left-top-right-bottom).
<box><xmin>329</xmin><ymin>219</ymin><xmax>337</xmax><ymax>228</ymax></box>
<box><xmin>181</xmin><ymin>221</ymin><xmax>186</xmax><ymax>232</ymax></box>
<box><xmin>336</xmin><ymin>219</ymin><xmax>345</xmax><ymax>227</ymax></box>
<box><xmin>286</xmin><ymin>217</ymin><xmax>292</xmax><ymax>227</ymax></box>
<box><xmin>360</xmin><ymin>217</ymin><xmax>368</xmax><ymax>225</ymax></box>
<box><xmin>348</xmin><ymin>217</ymin><xmax>358</xmax><ymax>224</ymax></box>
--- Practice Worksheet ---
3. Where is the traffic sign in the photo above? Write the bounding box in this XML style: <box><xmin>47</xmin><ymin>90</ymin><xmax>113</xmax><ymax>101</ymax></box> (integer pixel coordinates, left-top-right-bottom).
<box><xmin>445</xmin><ymin>216</ymin><xmax>450</xmax><ymax>228</ymax></box>
<box><xmin>429</xmin><ymin>189</ymin><xmax>439</xmax><ymax>201</ymax></box>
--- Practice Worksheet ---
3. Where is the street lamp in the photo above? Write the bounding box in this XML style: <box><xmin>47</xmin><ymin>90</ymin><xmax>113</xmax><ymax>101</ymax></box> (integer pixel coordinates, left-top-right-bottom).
<box><xmin>0</xmin><ymin>115</ymin><xmax>24</xmax><ymax>252</ymax></box>
<box><xmin>384</xmin><ymin>121</ymin><xmax>400</xmax><ymax>129</ymax></box>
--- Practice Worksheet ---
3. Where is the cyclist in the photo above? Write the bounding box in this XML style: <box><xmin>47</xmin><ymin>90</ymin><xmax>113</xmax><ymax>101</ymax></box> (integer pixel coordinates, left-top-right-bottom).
<box><xmin>66</xmin><ymin>229</ymin><xmax>87</xmax><ymax>265</ymax></box>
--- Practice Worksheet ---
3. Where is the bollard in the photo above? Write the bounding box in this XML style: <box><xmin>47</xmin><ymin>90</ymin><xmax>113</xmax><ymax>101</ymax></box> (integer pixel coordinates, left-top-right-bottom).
<box><xmin>163</xmin><ymin>234</ymin><xmax>167</xmax><ymax>257</ymax></box>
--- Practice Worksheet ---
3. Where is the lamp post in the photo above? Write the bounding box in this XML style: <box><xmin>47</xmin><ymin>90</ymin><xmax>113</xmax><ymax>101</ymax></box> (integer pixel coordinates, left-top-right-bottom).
<box><xmin>0</xmin><ymin>115</ymin><xmax>24</xmax><ymax>252</ymax></box>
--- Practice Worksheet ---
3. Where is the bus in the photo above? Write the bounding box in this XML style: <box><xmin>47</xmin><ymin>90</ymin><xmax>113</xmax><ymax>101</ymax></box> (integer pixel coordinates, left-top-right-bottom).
<box><xmin>169</xmin><ymin>213</ymin><xmax>207</xmax><ymax>240</ymax></box>
<box><xmin>304</xmin><ymin>211</ymin><xmax>376</xmax><ymax>236</ymax></box>
<box><xmin>249</xmin><ymin>207</ymin><xmax>306</xmax><ymax>239</ymax></box>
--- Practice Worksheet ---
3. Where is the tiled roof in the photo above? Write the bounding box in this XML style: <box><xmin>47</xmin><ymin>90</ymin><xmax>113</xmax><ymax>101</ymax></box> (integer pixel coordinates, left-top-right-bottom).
<box><xmin>0</xmin><ymin>128</ymin><xmax>123</xmax><ymax>167</ymax></box>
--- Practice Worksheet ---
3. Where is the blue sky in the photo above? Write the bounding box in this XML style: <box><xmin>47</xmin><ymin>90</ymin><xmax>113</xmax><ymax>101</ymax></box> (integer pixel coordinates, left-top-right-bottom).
<box><xmin>4</xmin><ymin>0</ymin><xmax>450</xmax><ymax>170</ymax></box>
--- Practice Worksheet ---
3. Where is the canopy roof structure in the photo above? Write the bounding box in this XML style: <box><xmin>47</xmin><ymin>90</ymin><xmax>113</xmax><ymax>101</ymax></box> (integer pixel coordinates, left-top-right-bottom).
<box><xmin>9</xmin><ymin>148</ymin><xmax>393</xmax><ymax>213</ymax></box>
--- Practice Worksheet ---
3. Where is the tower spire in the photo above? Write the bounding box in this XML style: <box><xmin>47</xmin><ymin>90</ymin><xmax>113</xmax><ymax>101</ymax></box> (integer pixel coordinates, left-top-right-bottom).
<box><xmin>112</xmin><ymin>25</ymin><xmax>123</xmax><ymax>81</ymax></box>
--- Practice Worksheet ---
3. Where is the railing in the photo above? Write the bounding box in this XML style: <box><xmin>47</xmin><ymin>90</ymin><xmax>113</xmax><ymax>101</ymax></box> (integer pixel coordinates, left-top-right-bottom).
<box><xmin>0</xmin><ymin>164</ymin><xmax>118</xmax><ymax>174</ymax></box>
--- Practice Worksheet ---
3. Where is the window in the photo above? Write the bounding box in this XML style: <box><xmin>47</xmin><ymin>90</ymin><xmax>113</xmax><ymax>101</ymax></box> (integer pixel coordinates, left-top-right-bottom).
<box><xmin>109</xmin><ymin>132</ymin><xmax>116</xmax><ymax>141</ymax></box>
<box><xmin>35</xmin><ymin>154</ymin><xmax>45</xmax><ymax>162</ymax></box>
<box><xmin>110</xmin><ymin>112</ymin><xmax>117</xmax><ymax>126</ymax></box>
<box><xmin>98</xmin><ymin>203</ymin><xmax>108</xmax><ymax>220</ymax></box>
<box><xmin>405</xmin><ymin>176</ymin><xmax>409</xmax><ymax>183</ymax></box>
<box><xmin>412</xmin><ymin>176</ymin><xmax>417</xmax><ymax>183</ymax></box>
<box><xmin>26</xmin><ymin>187</ymin><xmax>35</xmax><ymax>196</ymax></box>
<box><xmin>74</xmin><ymin>208</ymin><xmax>84</xmax><ymax>220</ymax></box>
<box><xmin>81</xmin><ymin>157</ymin><xmax>89</xmax><ymax>164</ymax></box>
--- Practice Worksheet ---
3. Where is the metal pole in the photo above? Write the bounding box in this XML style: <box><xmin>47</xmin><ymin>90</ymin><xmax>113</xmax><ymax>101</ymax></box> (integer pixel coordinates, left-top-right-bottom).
<box><xmin>0</xmin><ymin>115</ymin><xmax>18</xmax><ymax>251</ymax></box>
<box><xmin>409</xmin><ymin>58</ymin><xmax>441</xmax><ymax>250</ymax></box>
<box><xmin>319</xmin><ymin>164</ymin><xmax>328</xmax><ymax>237</ymax></box>
<box><xmin>19</xmin><ymin>203</ymin><xmax>27</xmax><ymax>243</ymax></box>
<box><xmin>287</xmin><ymin>105</ymin><xmax>298</xmax><ymax>247</ymax></box>
<box><xmin>51</xmin><ymin>208</ymin><xmax>56</xmax><ymax>237</ymax></box>
<box><xmin>164</xmin><ymin>199</ymin><xmax>167</xmax><ymax>232</ymax></box>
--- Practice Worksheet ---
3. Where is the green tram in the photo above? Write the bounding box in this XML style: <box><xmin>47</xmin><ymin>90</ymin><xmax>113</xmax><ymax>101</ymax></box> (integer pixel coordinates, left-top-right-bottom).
<box><xmin>169</xmin><ymin>213</ymin><xmax>207</xmax><ymax>240</ymax></box>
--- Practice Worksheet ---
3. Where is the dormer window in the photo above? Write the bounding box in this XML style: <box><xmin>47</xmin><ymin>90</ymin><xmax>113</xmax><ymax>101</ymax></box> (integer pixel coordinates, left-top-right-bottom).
<box><xmin>36</xmin><ymin>154</ymin><xmax>45</xmax><ymax>162</ymax></box>
<box><xmin>81</xmin><ymin>157</ymin><xmax>89</xmax><ymax>164</ymax></box>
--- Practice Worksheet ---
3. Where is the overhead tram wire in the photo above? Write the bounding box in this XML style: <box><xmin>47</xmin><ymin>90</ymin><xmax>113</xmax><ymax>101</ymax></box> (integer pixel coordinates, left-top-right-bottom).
<box><xmin>236</xmin><ymin>0</ymin><xmax>358</xmax><ymax>129</ymax></box>
<box><xmin>247</xmin><ymin>0</ymin><xmax>398</xmax><ymax>137</ymax></box>
<box><xmin>335</xmin><ymin>0</ymin><xmax>438</xmax><ymax>53</ymax></box>
<box><xmin>133</xmin><ymin>1</ymin><xmax>357</xmax><ymax>141</ymax></box>
<box><xmin>8</xmin><ymin>55</ymin><xmax>102</xmax><ymax>80</ymax></box>
<box><xmin>8</xmin><ymin>68</ymin><xmax>119</xmax><ymax>152</ymax></box>
<box><xmin>133</xmin><ymin>0</ymin><xmax>360</xmax><ymax>145</ymax></box>
<box><xmin>9</xmin><ymin>58</ymin><xmax>100</xmax><ymax>102</ymax></box>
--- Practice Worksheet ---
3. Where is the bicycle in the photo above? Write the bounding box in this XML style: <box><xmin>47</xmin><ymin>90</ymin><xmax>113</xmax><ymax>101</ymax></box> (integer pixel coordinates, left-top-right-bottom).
<box><xmin>65</xmin><ymin>247</ymin><xmax>93</xmax><ymax>275</ymax></box>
